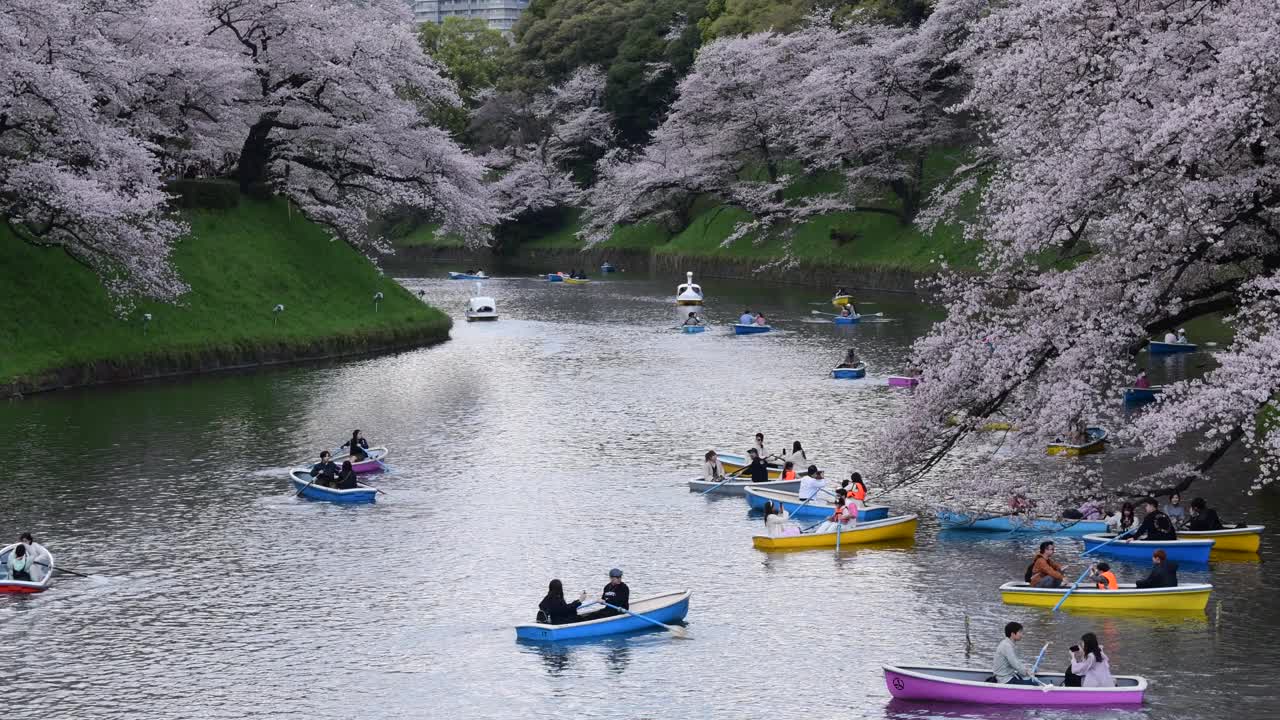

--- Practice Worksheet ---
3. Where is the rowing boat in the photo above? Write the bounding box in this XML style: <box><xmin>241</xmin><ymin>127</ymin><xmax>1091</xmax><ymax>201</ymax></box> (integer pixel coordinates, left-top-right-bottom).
<box><xmin>716</xmin><ymin>452</ymin><xmax>784</xmax><ymax>479</ymax></box>
<box><xmin>1046</xmin><ymin>427</ymin><xmax>1107</xmax><ymax>456</ymax></box>
<box><xmin>833</xmin><ymin>315</ymin><xmax>858</xmax><ymax>325</ymax></box>
<box><xmin>883</xmin><ymin>665</ymin><xmax>1147</xmax><ymax>706</ymax></box>
<box><xmin>318</xmin><ymin>446</ymin><xmax>389</xmax><ymax>474</ymax></box>
<box><xmin>887</xmin><ymin>376</ymin><xmax>920</xmax><ymax>387</ymax></box>
<box><xmin>1123</xmin><ymin>386</ymin><xmax>1164</xmax><ymax>404</ymax></box>
<box><xmin>289</xmin><ymin>468</ymin><xmax>378</xmax><ymax>504</ymax></box>
<box><xmin>687</xmin><ymin>476</ymin><xmax>802</xmax><ymax>496</ymax></box>
<box><xmin>936</xmin><ymin>510</ymin><xmax>1107</xmax><ymax>534</ymax></box>
<box><xmin>563</xmin><ymin>277</ymin><xmax>591</xmax><ymax>285</ymax></box>
<box><xmin>547</xmin><ymin>273</ymin><xmax>566</xmax><ymax>282</ymax></box>
<box><xmin>752</xmin><ymin>514</ymin><xmax>918</xmax><ymax>550</ymax></box>
<box><xmin>600</xmin><ymin>263</ymin><xmax>616</xmax><ymax>273</ymax></box>
<box><xmin>999</xmin><ymin>581</ymin><xmax>1213</xmax><ymax>611</ymax></box>
<box><xmin>744</xmin><ymin>486</ymin><xmax>890</xmax><ymax>521</ymax></box>
<box><xmin>1081</xmin><ymin>533</ymin><xmax>1214</xmax><ymax>564</ymax></box>
<box><xmin>1148</xmin><ymin>340</ymin><xmax>1197</xmax><ymax>355</ymax></box>
<box><xmin>681</xmin><ymin>325</ymin><xmax>706</xmax><ymax>334</ymax></box>
<box><xmin>0</xmin><ymin>542</ymin><xmax>54</xmax><ymax>593</ymax></box>
<box><xmin>832</xmin><ymin>363</ymin><xmax>866</xmax><ymax>379</ymax></box>
<box><xmin>515</xmin><ymin>590</ymin><xmax>691</xmax><ymax>641</ymax></box>
<box><xmin>734</xmin><ymin>324</ymin><xmax>771</xmax><ymax>335</ymax></box>
<box><xmin>447</xmin><ymin>271</ymin><xmax>487</xmax><ymax>280</ymax></box>
<box><xmin>1178</xmin><ymin>525</ymin><xmax>1264</xmax><ymax>553</ymax></box>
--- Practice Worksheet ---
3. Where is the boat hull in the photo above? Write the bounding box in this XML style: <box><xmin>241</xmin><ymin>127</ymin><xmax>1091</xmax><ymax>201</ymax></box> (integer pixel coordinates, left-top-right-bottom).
<box><xmin>833</xmin><ymin>316</ymin><xmax>858</xmax><ymax>325</ymax></box>
<box><xmin>466</xmin><ymin>312</ymin><xmax>499</xmax><ymax>321</ymax></box>
<box><xmin>753</xmin><ymin>515</ymin><xmax>918</xmax><ymax>549</ymax></box>
<box><xmin>687</xmin><ymin>477</ymin><xmax>802</xmax><ymax>496</ymax></box>
<box><xmin>563</xmin><ymin>277</ymin><xmax>591</xmax><ymax>285</ymax></box>
<box><xmin>1123</xmin><ymin>387</ymin><xmax>1162</xmax><ymax>404</ymax></box>
<box><xmin>1178</xmin><ymin>525</ymin><xmax>1263</xmax><ymax>553</ymax></box>
<box><xmin>515</xmin><ymin>590</ymin><xmax>690</xmax><ymax>641</ymax></box>
<box><xmin>1046</xmin><ymin>427</ymin><xmax>1107</xmax><ymax>456</ymax></box>
<box><xmin>682</xmin><ymin>325</ymin><xmax>706</xmax><ymax>334</ymax></box>
<box><xmin>1081</xmin><ymin>533</ymin><xmax>1214</xmax><ymax>564</ymax></box>
<box><xmin>447</xmin><ymin>272</ymin><xmax>486</xmax><ymax>280</ymax></box>
<box><xmin>744</xmin><ymin>487</ymin><xmax>889</xmax><ymax>521</ymax></box>
<box><xmin>323</xmin><ymin>446</ymin><xmax>389</xmax><ymax>474</ymax></box>
<box><xmin>999</xmin><ymin>582</ymin><xmax>1212</xmax><ymax>611</ymax></box>
<box><xmin>936</xmin><ymin>511</ymin><xmax>1106</xmax><ymax>535</ymax></box>
<box><xmin>832</xmin><ymin>365</ymin><xmax>866</xmax><ymax>379</ymax></box>
<box><xmin>883</xmin><ymin>665</ymin><xmax>1146</xmax><ymax>706</ymax></box>
<box><xmin>887</xmin><ymin>376</ymin><xmax>920</xmax><ymax>387</ymax></box>
<box><xmin>547</xmin><ymin>274</ymin><xmax>565</xmax><ymax>282</ymax></box>
<box><xmin>289</xmin><ymin>470</ymin><xmax>377</xmax><ymax>504</ymax></box>
<box><xmin>734</xmin><ymin>324</ymin><xmax>771</xmax><ymax>335</ymax></box>
<box><xmin>1148</xmin><ymin>341</ymin><xmax>1197</xmax><ymax>355</ymax></box>
<box><xmin>676</xmin><ymin>298</ymin><xmax>704</xmax><ymax>305</ymax></box>
<box><xmin>600</xmin><ymin>264</ymin><xmax>616</xmax><ymax>273</ymax></box>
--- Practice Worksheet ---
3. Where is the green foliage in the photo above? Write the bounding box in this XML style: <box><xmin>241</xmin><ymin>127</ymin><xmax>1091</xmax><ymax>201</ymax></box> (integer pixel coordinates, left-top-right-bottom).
<box><xmin>699</xmin><ymin>0</ymin><xmax>934</xmax><ymax>40</ymax></box>
<box><xmin>418</xmin><ymin>16</ymin><xmax>511</xmax><ymax>136</ymax></box>
<box><xmin>1</xmin><ymin>200</ymin><xmax>450</xmax><ymax>385</ymax></box>
<box><xmin>165</xmin><ymin>179</ymin><xmax>241</xmax><ymax>210</ymax></box>
<box><xmin>512</xmin><ymin>0</ymin><xmax>707</xmax><ymax>144</ymax></box>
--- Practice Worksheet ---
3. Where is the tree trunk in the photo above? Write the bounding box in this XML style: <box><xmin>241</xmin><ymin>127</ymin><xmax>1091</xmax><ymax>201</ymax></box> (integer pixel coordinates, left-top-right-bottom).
<box><xmin>237</xmin><ymin>115</ymin><xmax>276</xmax><ymax>193</ymax></box>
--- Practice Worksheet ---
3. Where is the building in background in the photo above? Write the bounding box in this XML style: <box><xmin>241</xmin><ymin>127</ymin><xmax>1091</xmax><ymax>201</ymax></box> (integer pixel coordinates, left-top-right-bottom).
<box><xmin>411</xmin><ymin>1</ymin><xmax>531</xmax><ymax>33</ymax></box>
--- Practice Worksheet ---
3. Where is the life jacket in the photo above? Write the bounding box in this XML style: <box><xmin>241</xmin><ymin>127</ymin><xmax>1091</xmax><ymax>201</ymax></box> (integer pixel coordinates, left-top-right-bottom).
<box><xmin>1095</xmin><ymin>571</ymin><xmax>1118</xmax><ymax>590</ymax></box>
<box><xmin>783</xmin><ymin>469</ymin><xmax>796</xmax><ymax>480</ymax></box>
<box><xmin>851</xmin><ymin>482</ymin><xmax>867</xmax><ymax>502</ymax></box>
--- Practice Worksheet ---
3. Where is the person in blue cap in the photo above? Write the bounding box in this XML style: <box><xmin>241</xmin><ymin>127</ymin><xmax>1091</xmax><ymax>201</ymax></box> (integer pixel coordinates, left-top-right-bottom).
<box><xmin>578</xmin><ymin>568</ymin><xmax>630</xmax><ymax>621</ymax></box>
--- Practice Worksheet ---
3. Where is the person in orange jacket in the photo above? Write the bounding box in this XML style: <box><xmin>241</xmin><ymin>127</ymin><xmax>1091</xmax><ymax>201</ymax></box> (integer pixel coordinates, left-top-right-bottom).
<box><xmin>1029</xmin><ymin>541</ymin><xmax>1066</xmax><ymax>588</ymax></box>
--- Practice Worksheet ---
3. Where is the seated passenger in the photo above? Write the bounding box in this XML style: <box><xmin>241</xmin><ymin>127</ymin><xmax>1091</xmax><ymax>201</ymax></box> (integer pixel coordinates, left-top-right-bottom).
<box><xmin>1135</xmin><ymin>549</ymin><xmax>1178</xmax><ymax>588</ymax></box>
<box><xmin>537</xmin><ymin>579</ymin><xmax>589</xmax><ymax>625</ymax></box>
<box><xmin>335</xmin><ymin>461</ymin><xmax>358</xmax><ymax>490</ymax></box>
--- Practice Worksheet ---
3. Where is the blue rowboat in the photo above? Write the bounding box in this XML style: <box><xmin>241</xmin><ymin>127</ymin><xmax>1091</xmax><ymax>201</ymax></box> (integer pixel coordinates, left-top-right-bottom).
<box><xmin>600</xmin><ymin>263</ymin><xmax>617</xmax><ymax>273</ymax></box>
<box><xmin>1148</xmin><ymin>341</ymin><xmax>1197</xmax><ymax>355</ymax></box>
<box><xmin>832</xmin><ymin>363</ymin><xmax>866</xmax><ymax>379</ymax></box>
<box><xmin>515</xmin><ymin>590</ymin><xmax>690</xmax><ymax>641</ymax></box>
<box><xmin>1081</xmin><ymin>533</ymin><xmax>1214</xmax><ymax>564</ymax></box>
<box><xmin>1123</xmin><ymin>386</ymin><xmax>1163</xmax><ymax>404</ymax></box>
<box><xmin>447</xmin><ymin>271</ymin><xmax>486</xmax><ymax>280</ymax></box>
<box><xmin>547</xmin><ymin>273</ymin><xmax>565</xmax><ymax>282</ymax></box>
<box><xmin>937</xmin><ymin>510</ymin><xmax>1107</xmax><ymax>534</ymax></box>
<box><xmin>833</xmin><ymin>316</ymin><xmax>859</xmax><ymax>325</ymax></box>
<box><xmin>289</xmin><ymin>469</ymin><xmax>377</xmax><ymax>504</ymax></box>
<box><xmin>734</xmin><ymin>324</ymin><xmax>771</xmax><ymax>335</ymax></box>
<box><xmin>682</xmin><ymin>325</ymin><xmax>706</xmax><ymax>334</ymax></box>
<box><xmin>745</xmin><ymin>486</ymin><xmax>889</xmax><ymax>521</ymax></box>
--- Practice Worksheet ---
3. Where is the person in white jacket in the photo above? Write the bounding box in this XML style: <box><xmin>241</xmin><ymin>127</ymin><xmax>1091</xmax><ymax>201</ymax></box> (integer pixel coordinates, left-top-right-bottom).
<box><xmin>1069</xmin><ymin>633</ymin><xmax>1116</xmax><ymax>687</ymax></box>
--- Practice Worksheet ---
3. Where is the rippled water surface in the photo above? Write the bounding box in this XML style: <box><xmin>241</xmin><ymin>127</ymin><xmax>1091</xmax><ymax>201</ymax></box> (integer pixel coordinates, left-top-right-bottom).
<box><xmin>2</xmin><ymin>267</ymin><xmax>1277</xmax><ymax>720</ymax></box>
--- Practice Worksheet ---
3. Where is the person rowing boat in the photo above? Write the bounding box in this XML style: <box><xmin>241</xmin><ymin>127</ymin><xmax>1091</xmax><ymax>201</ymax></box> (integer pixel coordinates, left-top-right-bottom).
<box><xmin>340</xmin><ymin>429</ymin><xmax>370</xmax><ymax>461</ymax></box>
<box><xmin>746</xmin><ymin>449</ymin><xmax>771</xmax><ymax>483</ymax></box>
<box><xmin>682</xmin><ymin>311</ymin><xmax>703</xmax><ymax>326</ymax></box>
<box><xmin>576</xmin><ymin>568</ymin><xmax>630</xmax><ymax>621</ymax></box>
<box><xmin>835</xmin><ymin>348</ymin><xmax>861</xmax><ymax>369</ymax></box>
<box><xmin>309</xmin><ymin>451</ymin><xmax>340</xmax><ymax>488</ymax></box>
<box><xmin>1126</xmin><ymin>497</ymin><xmax>1177</xmax><ymax>542</ymax></box>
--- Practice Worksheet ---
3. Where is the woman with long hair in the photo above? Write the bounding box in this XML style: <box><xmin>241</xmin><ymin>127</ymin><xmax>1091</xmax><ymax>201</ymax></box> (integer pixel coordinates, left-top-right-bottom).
<box><xmin>1069</xmin><ymin>632</ymin><xmax>1115</xmax><ymax>687</ymax></box>
<box><xmin>342</xmin><ymin>429</ymin><xmax>369</xmax><ymax>461</ymax></box>
<box><xmin>787</xmin><ymin>441</ymin><xmax>807</xmax><ymax>468</ymax></box>
<box><xmin>538</xmin><ymin>579</ymin><xmax>588</xmax><ymax>625</ymax></box>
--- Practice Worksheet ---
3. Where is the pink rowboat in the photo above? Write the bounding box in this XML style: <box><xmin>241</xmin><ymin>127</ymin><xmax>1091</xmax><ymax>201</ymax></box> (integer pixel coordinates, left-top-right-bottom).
<box><xmin>883</xmin><ymin>665</ymin><xmax>1147</xmax><ymax>706</ymax></box>
<box><xmin>319</xmin><ymin>446</ymin><xmax>389</xmax><ymax>474</ymax></box>
<box><xmin>887</xmin><ymin>376</ymin><xmax>920</xmax><ymax>388</ymax></box>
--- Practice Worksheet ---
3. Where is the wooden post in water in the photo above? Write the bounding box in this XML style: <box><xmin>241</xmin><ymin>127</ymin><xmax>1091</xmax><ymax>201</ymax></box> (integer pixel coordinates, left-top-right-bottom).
<box><xmin>964</xmin><ymin>614</ymin><xmax>973</xmax><ymax>657</ymax></box>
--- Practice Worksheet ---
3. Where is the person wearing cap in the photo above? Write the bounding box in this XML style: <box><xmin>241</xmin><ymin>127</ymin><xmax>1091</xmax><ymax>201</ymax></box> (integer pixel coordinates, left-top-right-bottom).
<box><xmin>746</xmin><ymin>448</ymin><xmax>770</xmax><ymax>483</ymax></box>
<box><xmin>1176</xmin><ymin>328</ymin><xmax>1188</xmax><ymax>344</ymax></box>
<box><xmin>578</xmin><ymin>568</ymin><xmax>631</xmax><ymax>621</ymax></box>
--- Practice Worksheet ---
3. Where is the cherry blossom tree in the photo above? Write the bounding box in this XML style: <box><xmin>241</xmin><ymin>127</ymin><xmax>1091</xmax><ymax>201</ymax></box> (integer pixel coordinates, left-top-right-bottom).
<box><xmin>473</xmin><ymin>67</ymin><xmax>614</xmax><ymax>219</ymax></box>
<box><xmin>199</xmin><ymin>0</ymin><xmax>495</xmax><ymax>250</ymax></box>
<box><xmin>0</xmin><ymin>1</ymin><xmax>195</xmax><ymax>302</ymax></box>
<box><xmin>873</xmin><ymin>0</ymin><xmax>1280</xmax><ymax>501</ymax></box>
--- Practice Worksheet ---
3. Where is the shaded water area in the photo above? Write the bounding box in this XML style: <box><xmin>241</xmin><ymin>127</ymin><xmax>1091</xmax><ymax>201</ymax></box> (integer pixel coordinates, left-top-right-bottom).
<box><xmin>2</xmin><ymin>266</ymin><xmax>1277</xmax><ymax>719</ymax></box>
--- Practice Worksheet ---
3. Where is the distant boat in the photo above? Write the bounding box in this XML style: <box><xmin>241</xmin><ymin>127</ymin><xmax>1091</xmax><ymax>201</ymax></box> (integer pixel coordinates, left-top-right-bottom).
<box><xmin>465</xmin><ymin>295</ymin><xmax>498</xmax><ymax>321</ymax></box>
<box><xmin>937</xmin><ymin>510</ymin><xmax>1106</xmax><ymax>534</ymax></box>
<box><xmin>289</xmin><ymin>469</ymin><xmax>377</xmax><ymax>504</ymax></box>
<box><xmin>1046</xmin><ymin>427</ymin><xmax>1107</xmax><ymax>456</ymax></box>
<box><xmin>681</xmin><ymin>325</ymin><xmax>706</xmax><ymax>334</ymax></box>
<box><xmin>600</xmin><ymin>262</ymin><xmax>617</xmax><ymax>273</ymax></box>
<box><xmin>0</xmin><ymin>542</ymin><xmax>54</xmax><ymax>594</ymax></box>
<box><xmin>1123</xmin><ymin>386</ymin><xmax>1164</xmax><ymax>404</ymax></box>
<box><xmin>832</xmin><ymin>294</ymin><xmax>853</xmax><ymax>307</ymax></box>
<box><xmin>547</xmin><ymin>273</ymin><xmax>566</xmax><ymax>282</ymax></box>
<box><xmin>734</xmin><ymin>324</ymin><xmax>771</xmax><ymax>335</ymax></box>
<box><xmin>832</xmin><ymin>363</ymin><xmax>866</xmax><ymax>379</ymax></box>
<box><xmin>563</xmin><ymin>277</ymin><xmax>591</xmax><ymax>285</ymax></box>
<box><xmin>752</xmin><ymin>514</ymin><xmax>918</xmax><ymax>550</ymax></box>
<box><xmin>447</xmin><ymin>271</ymin><xmax>486</xmax><ymax>280</ymax></box>
<box><xmin>515</xmin><ymin>590</ymin><xmax>691</xmax><ymax>642</ymax></box>
<box><xmin>1148</xmin><ymin>340</ymin><xmax>1197</xmax><ymax>355</ymax></box>
<box><xmin>887</xmin><ymin>375</ymin><xmax>920</xmax><ymax>387</ymax></box>
<box><xmin>676</xmin><ymin>271</ymin><xmax>703</xmax><ymax>305</ymax></box>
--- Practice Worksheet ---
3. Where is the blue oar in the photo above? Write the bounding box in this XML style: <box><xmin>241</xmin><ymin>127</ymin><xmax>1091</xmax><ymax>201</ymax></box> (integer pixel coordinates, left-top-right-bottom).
<box><xmin>1030</xmin><ymin>641</ymin><xmax>1051</xmax><ymax>673</ymax></box>
<box><xmin>835</xmin><ymin>517</ymin><xmax>842</xmax><ymax>554</ymax></box>
<box><xmin>601</xmin><ymin>602</ymin><xmax>689</xmax><ymax>638</ymax></box>
<box><xmin>1051</xmin><ymin>529</ymin><xmax>1135</xmax><ymax>612</ymax></box>
<box><xmin>700</xmin><ymin>466</ymin><xmax>750</xmax><ymax>495</ymax></box>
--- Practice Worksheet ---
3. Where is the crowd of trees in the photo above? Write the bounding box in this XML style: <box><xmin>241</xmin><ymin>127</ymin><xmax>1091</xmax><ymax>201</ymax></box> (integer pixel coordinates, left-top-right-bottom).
<box><xmin>4</xmin><ymin>0</ymin><xmax>1277</xmax><ymax>496</ymax></box>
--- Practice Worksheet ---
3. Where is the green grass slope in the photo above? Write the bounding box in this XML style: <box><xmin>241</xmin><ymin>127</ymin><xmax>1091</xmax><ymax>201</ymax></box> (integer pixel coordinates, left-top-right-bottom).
<box><xmin>2</xmin><ymin>199</ymin><xmax>451</xmax><ymax>388</ymax></box>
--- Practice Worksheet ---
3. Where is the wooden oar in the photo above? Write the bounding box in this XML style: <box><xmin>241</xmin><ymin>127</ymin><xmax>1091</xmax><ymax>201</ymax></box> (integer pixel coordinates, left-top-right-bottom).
<box><xmin>601</xmin><ymin>601</ymin><xmax>689</xmax><ymax>639</ymax></box>
<box><xmin>1051</xmin><ymin>529</ymin><xmax>1134</xmax><ymax>612</ymax></box>
<box><xmin>700</xmin><ymin>463</ymin><xmax>753</xmax><ymax>495</ymax></box>
<box><xmin>34</xmin><ymin>561</ymin><xmax>91</xmax><ymax>578</ymax></box>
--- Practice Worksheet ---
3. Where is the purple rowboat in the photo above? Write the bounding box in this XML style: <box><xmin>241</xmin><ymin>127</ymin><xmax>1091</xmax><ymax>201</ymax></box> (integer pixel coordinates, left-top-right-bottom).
<box><xmin>883</xmin><ymin>665</ymin><xmax>1147</xmax><ymax>706</ymax></box>
<box><xmin>325</xmin><ymin>446</ymin><xmax>390</xmax><ymax>474</ymax></box>
<box><xmin>887</xmin><ymin>375</ymin><xmax>920</xmax><ymax>387</ymax></box>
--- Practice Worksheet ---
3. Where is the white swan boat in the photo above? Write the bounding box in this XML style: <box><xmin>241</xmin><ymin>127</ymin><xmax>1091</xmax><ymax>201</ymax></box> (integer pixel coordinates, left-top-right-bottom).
<box><xmin>676</xmin><ymin>272</ymin><xmax>704</xmax><ymax>306</ymax></box>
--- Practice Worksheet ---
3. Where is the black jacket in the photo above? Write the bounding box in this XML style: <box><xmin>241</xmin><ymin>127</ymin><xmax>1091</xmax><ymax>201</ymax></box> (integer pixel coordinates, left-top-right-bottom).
<box><xmin>335</xmin><ymin>468</ymin><xmax>358</xmax><ymax>490</ymax></box>
<box><xmin>601</xmin><ymin>580</ymin><xmax>630</xmax><ymax>610</ymax></box>
<box><xmin>749</xmin><ymin>458</ymin><xmax>770</xmax><ymax>483</ymax></box>
<box><xmin>1132</xmin><ymin>510</ymin><xmax>1177</xmax><ymax>541</ymax></box>
<box><xmin>1135</xmin><ymin>560</ymin><xmax>1179</xmax><ymax>588</ymax></box>
<box><xmin>1186</xmin><ymin>509</ymin><xmax>1224</xmax><ymax>531</ymax></box>
<box><xmin>310</xmin><ymin>460</ymin><xmax>339</xmax><ymax>479</ymax></box>
<box><xmin>538</xmin><ymin>594</ymin><xmax>583</xmax><ymax>625</ymax></box>
<box><xmin>342</xmin><ymin>438</ymin><xmax>369</xmax><ymax>458</ymax></box>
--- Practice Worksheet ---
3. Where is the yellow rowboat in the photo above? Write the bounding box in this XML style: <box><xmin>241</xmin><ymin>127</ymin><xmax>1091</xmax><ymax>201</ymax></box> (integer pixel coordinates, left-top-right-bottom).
<box><xmin>946</xmin><ymin>414</ymin><xmax>1015</xmax><ymax>431</ymax></box>
<box><xmin>832</xmin><ymin>295</ymin><xmax>852</xmax><ymax>307</ymax></box>
<box><xmin>1046</xmin><ymin>427</ymin><xmax>1107</xmax><ymax>456</ymax></box>
<box><xmin>753</xmin><ymin>514</ymin><xmax>918</xmax><ymax>550</ymax></box>
<box><xmin>717</xmin><ymin>452</ymin><xmax>784</xmax><ymax>480</ymax></box>
<box><xmin>1179</xmin><ymin>525</ymin><xmax>1264</xmax><ymax>553</ymax></box>
<box><xmin>998</xmin><ymin>582</ymin><xmax>1212</xmax><ymax>612</ymax></box>
<box><xmin>563</xmin><ymin>277</ymin><xmax>591</xmax><ymax>285</ymax></box>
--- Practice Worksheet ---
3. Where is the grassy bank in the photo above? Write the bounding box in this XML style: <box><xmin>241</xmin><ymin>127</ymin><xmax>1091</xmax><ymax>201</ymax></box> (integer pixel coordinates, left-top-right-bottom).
<box><xmin>2</xmin><ymin>198</ymin><xmax>451</xmax><ymax>392</ymax></box>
